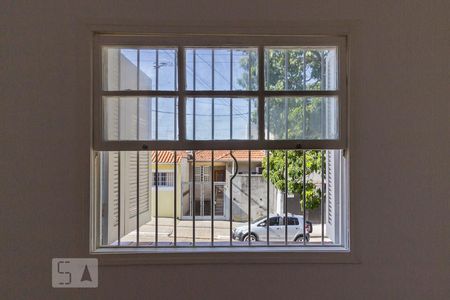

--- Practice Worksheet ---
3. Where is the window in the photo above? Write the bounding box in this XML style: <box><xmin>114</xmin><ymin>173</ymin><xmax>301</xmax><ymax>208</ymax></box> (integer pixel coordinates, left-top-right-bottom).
<box><xmin>153</xmin><ymin>172</ymin><xmax>174</xmax><ymax>187</ymax></box>
<box><xmin>269</xmin><ymin>217</ymin><xmax>279</xmax><ymax>226</ymax></box>
<box><xmin>287</xmin><ymin>217</ymin><xmax>299</xmax><ymax>226</ymax></box>
<box><xmin>92</xmin><ymin>34</ymin><xmax>349</xmax><ymax>254</ymax></box>
<box><xmin>194</xmin><ymin>166</ymin><xmax>210</xmax><ymax>182</ymax></box>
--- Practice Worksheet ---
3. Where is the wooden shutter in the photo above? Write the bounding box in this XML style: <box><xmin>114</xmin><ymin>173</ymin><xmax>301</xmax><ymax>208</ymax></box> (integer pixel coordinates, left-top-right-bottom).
<box><xmin>125</xmin><ymin>152</ymin><xmax>138</xmax><ymax>218</ymax></box>
<box><xmin>110</xmin><ymin>152</ymin><xmax>120</xmax><ymax>226</ymax></box>
<box><xmin>103</xmin><ymin>97</ymin><xmax>121</xmax><ymax>243</ymax></box>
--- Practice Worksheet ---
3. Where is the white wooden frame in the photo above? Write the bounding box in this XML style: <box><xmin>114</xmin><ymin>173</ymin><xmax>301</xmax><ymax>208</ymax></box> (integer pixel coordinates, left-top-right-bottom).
<box><xmin>90</xmin><ymin>32</ymin><xmax>353</xmax><ymax>262</ymax></box>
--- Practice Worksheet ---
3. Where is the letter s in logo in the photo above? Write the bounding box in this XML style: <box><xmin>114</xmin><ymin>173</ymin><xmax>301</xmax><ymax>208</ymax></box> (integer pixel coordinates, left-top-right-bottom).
<box><xmin>57</xmin><ymin>261</ymin><xmax>72</xmax><ymax>285</ymax></box>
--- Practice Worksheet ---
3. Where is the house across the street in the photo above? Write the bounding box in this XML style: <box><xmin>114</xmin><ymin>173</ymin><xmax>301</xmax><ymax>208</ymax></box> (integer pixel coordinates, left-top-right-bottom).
<box><xmin>150</xmin><ymin>150</ymin><xmax>277</xmax><ymax>222</ymax></box>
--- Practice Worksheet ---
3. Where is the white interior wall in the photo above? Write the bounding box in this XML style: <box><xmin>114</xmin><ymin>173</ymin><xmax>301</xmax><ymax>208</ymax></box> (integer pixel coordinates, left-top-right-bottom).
<box><xmin>1</xmin><ymin>1</ymin><xmax>449</xmax><ymax>299</ymax></box>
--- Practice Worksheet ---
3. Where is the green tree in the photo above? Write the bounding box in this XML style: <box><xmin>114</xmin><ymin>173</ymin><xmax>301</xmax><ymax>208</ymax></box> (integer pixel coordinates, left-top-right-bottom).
<box><xmin>262</xmin><ymin>150</ymin><xmax>323</xmax><ymax>210</ymax></box>
<box><xmin>239</xmin><ymin>49</ymin><xmax>329</xmax><ymax>210</ymax></box>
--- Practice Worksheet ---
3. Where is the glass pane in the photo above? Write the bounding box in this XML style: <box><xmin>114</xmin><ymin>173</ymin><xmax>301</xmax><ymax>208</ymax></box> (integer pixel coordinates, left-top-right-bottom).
<box><xmin>232</xmin><ymin>98</ymin><xmax>258</xmax><ymax>140</ymax></box>
<box><xmin>186</xmin><ymin>48</ymin><xmax>258</xmax><ymax>91</ymax></box>
<box><xmin>265</xmin><ymin>48</ymin><xmax>337</xmax><ymax>91</ymax></box>
<box><xmin>214</xmin><ymin>49</ymin><xmax>231</xmax><ymax>90</ymax></box>
<box><xmin>103</xmin><ymin>97</ymin><xmax>178</xmax><ymax>141</ymax></box>
<box><xmin>157</xmin><ymin>50</ymin><xmax>177</xmax><ymax>90</ymax></box>
<box><xmin>214</xmin><ymin>98</ymin><xmax>231</xmax><ymax>140</ymax></box>
<box><xmin>188</xmin><ymin>98</ymin><xmax>213</xmax><ymax>140</ymax></box>
<box><xmin>102</xmin><ymin>47</ymin><xmax>177</xmax><ymax>91</ymax></box>
<box><xmin>97</xmin><ymin>149</ymin><xmax>345</xmax><ymax>248</ymax></box>
<box><xmin>265</xmin><ymin>97</ymin><xmax>338</xmax><ymax>140</ymax></box>
<box><xmin>186</xmin><ymin>98</ymin><xmax>258</xmax><ymax>140</ymax></box>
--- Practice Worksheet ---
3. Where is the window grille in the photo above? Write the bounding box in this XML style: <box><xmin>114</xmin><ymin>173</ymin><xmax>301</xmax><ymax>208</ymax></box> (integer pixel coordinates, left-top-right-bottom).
<box><xmin>153</xmin><ymin>172</ymin><xmax>175</xmax><ymax>187</ymax></box>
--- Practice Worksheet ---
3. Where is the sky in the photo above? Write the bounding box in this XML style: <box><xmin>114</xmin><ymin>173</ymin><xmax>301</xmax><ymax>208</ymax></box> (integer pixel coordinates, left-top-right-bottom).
<box><xmin>120</xmin><ymin>48</ymin><xmax>257</xmax><ymax>140</ymax></box>
<box><xmin>114</xmin><ymin>47</ymin><xmax>336</xmax><ymax>141</ymax></box>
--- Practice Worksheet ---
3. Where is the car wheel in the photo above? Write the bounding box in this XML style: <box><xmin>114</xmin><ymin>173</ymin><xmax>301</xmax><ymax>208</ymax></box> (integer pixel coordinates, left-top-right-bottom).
<box><xmin>294</xmin><ymin>235</ymin><xmax>304</xmax><ymax>242</ymax></box>
<box><xmin>243</xmin><ymin>233</ymin><xmax>257</xmax><ymax>242</ymax></box>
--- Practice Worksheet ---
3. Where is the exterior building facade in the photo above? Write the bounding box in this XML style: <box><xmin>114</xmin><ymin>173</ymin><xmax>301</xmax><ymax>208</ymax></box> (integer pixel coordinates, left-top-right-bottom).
<box><xmin>151</xmin><ymin>150</ymin><xmax>278</xmax><ymax>222</ymax></box>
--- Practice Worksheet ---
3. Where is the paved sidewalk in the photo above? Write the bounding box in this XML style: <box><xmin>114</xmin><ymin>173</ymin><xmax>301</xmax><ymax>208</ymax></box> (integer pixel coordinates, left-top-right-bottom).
<box><xmin>121</xmin><ymin>217</ymin><xmax>330</xmax><ymax>244</ymax></box>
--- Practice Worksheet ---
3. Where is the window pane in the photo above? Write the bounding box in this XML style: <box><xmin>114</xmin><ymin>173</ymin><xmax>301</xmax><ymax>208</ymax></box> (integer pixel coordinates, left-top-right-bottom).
<box><xmin>232</xmin><ymin>98</ymin><xmax>258</xmax><ymax>140</ymax></box>
<box><xmin>102</xmin><ymin>47</ymin><xmax>177</xmax><ymax>91</ymax></box>
<box><xmin>186</xmin><ymin>48</ymin><xmax>258</xmax><ymax>91</ymax></box>
<box><xmin>186</xmin><ymin>98</ymin><xmax>258</xmax><ymax>140</ymax></box>
<box><xmin>153</xmin><ymin>172</ymin><xmax>175</xmax><ymax>187</ymax></box>
<box><xmin>265</xmin><ymin>97</ymin><xmax>338</xmax><ymax>140</ymax></box>
<box><xmin>214</xmin><ymin>98</ymin><xmax>231</xmax><ymax>140</ymax></box>
<box><xmin>97</xmin><ymin>149</ymin><xmax>345</xmax><ymax>247</ymax></box>
<box><xmin>213</xmin><ymin>49</ymin><xmax>231</xmax><ymax>90</ymax></box>
<box><xmin>265</xmin><ymin>48</ymin><xmax>337</xmax><ymax>91</ymax></box>
<box><xmin>103</xmin><ymin>97</ymin><xmax>178</xmax><ymax>141</ymax></box>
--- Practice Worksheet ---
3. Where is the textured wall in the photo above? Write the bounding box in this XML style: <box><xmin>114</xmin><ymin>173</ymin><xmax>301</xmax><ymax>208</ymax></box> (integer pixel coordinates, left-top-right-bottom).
<box><xmin>1</xmin><ymin>0</ymin><xmax>449</xmax><ymax>299</ymax></box>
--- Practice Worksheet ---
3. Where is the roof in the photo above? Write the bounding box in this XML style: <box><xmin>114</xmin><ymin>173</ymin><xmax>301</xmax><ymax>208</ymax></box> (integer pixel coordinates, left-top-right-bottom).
<box><xmin>151</xmin><ymin>150</ymin><xmax>265</xmax><ymax>163</ymax></box>
<box><xmin>151</xmin><ymin>151</ymin><xmax>183</xmax><ymax>164</ymax></box>
<box><xmin>209</xmin><ymin>151</ymin><xmax>265</xmax><ymax>162</ymax></box>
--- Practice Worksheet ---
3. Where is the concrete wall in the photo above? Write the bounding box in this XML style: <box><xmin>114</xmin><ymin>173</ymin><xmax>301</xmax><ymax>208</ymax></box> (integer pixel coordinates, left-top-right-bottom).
<box><xmin>1</xmin><ymin>1</ymin><xmax>449</xmax><ymax>299</ymax></box>
<box><xmin>230</xmin><ymin>174</ymin><xmax>277</xmax><ymax>222</ymax></box>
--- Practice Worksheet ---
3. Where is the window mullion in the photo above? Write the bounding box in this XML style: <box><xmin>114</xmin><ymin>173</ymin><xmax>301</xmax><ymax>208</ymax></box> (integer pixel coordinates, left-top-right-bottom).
<box><xmin>257</xmin><ymin>46</ymin><xmax>265</xmax><ymax>142</ymax></box>
<box><xmin>177</xmin><ymin>46</ymin><xmax>186</xmax><ymax>142</ymax></box>
<box><xmin>100</xmin><ymin>90</ymin><xmax>337</xmax><ymax>97</ymax></box>
<box><xmin>230</xmin><ymin>49</ymin><xmax>233</xmax><ymax>139</ymax></box>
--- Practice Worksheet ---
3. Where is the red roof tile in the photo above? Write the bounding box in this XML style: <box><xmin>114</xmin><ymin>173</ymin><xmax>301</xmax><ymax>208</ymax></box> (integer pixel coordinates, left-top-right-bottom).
<box><xmin>151</xmin><ymin>151</ymin><xmax>183</xmax><ymax>164</ymax></box>
<box><xmin>151</xmin><ymin>150</ymin><xmax>265</xmax><ymax>163</ymax></box>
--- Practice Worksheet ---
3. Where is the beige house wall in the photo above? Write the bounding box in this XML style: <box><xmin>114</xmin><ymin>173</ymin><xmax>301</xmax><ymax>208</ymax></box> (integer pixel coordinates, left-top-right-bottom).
<box><xmin>150</xmin><ymin>163</ymin><xmax>182</xmax><ymax>218</ymax></box>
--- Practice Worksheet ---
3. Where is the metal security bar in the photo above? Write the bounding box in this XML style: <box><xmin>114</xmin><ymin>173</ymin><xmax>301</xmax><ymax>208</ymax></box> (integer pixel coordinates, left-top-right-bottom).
<box><xmin>302</xmin><ymin>150</ymin><xmax>307</xmax><ymax>246</ymax></box>
<box><xmin>192</xmin><ymin>151</ymin><xmax>196</xmax><ymax>245</ymax></box>
<box><xmin>136</xmin><ymin>151</ymin><xmax>140</xmax><ymax>246</ymax></box>
<box><xmin>211</xmin><ymin>150</ymin><xmax>214</xmax><ymax>245</ymax></box>
<box><xmin>229</xmin><ymin>151</ymin><xmax>237</xmax><ymax>246</ymax></box>
<box><xmin>117</xmin><ymin>152</ymin><xmax>121</xmax><ymax>246</ymax></box>
<box><xmin>173</xmin><ymin>151</ymin><xmax>177</xmax><ymax>246</ymax></box>
<box><xmin>248</xmin><ymin>150</ymin><xmax>251</xmax><ymax>246</ymax></box>
<box><xmin>284</xmin><ymin>151</ymin><xmax>288</xmax><ymax>245</ymax></box>
<box><xmin>155</xmin><ymin>151</ymin><xmax>159</xmax><ymax>246</ymax></box>
<box><xmin>321</xmin><ymin>150</ymin><xmax>325</xmax><ymax>245</ymax></box>
<box><xmin>266</xmin><ymin>151</ymin><xmax>270</xmax><ymax>246</ymax></box>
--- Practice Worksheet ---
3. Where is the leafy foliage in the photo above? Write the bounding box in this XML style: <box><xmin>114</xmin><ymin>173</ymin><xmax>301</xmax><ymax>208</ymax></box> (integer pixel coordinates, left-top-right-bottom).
<box><xmin>262</xmin><ymin>150</ymin><xmax>323</xmax><ymax>210</ymax></box>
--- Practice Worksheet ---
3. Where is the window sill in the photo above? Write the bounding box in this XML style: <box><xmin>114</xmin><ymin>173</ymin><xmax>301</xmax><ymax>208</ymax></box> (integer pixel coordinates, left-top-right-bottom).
<box><xmin>90</xmin><ymin>246</ymin><xmax>358</xmax><ymax>265</ymax></box>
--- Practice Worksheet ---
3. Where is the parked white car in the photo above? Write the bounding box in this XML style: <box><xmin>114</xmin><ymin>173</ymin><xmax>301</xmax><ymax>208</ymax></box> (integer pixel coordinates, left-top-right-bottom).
<box><xmin>232</xmin><ymin>214</ymin><xmax>312</xmax><ymax>242</ymax></box>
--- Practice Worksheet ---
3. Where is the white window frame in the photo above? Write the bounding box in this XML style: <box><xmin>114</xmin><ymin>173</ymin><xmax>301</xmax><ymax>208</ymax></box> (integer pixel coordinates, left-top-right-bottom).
<box><xmin>90</xmin><ymin>32</ymin><xmax>353</xmax><ymax>263</ymax></box>
<box><xmin>152</xmin><ymin>171</ymin><xmax>175</xmax><ymax>188</ymax></box>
